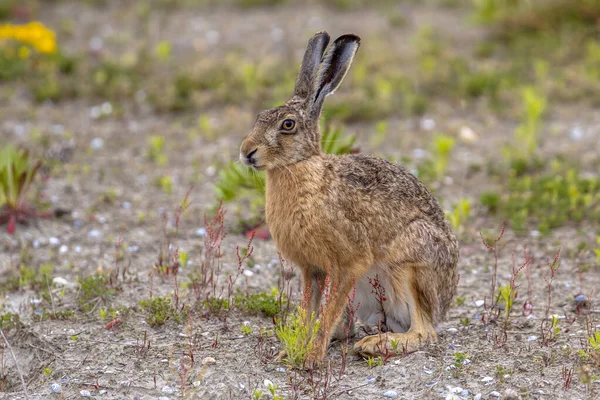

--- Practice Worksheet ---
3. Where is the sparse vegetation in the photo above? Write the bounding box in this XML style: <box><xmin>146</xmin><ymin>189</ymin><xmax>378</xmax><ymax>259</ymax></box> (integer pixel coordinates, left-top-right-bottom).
<box><xmin>0</xmin><ymin>145</ymin><xmax>44</xmax><ymax>234</ymax></box>
<box><xmin>0</xmin><ymin>0</ymin><xmax>599</xmax><ymax>398</ymax></box>
<box><xmin>275</xmin><ymin>308</ymin><xmax>321</xmax><ymax>368</ymax></box>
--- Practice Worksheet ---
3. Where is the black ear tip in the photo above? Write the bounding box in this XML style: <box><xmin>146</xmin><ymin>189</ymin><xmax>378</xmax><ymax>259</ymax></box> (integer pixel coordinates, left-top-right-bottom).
<box><xmin>336</xmin><ymin>33</ymin><xmax>361</xmax><ymax>46</ymax></box>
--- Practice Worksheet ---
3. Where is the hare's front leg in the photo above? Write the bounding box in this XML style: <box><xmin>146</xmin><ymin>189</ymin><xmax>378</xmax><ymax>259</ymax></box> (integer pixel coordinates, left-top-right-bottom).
<box><xmin>305</xmin><ymin>270</ymin><xmax>359</xmax><ymax>367</ymax></box>
<box><xmin>301</xmin><ymin>268</ymin><xmax>325</xmax><ymax>324</ymax></box>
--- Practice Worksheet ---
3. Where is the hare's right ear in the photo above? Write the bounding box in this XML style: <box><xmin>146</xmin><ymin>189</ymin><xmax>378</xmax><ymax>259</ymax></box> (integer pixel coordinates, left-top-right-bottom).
<box><xmin>308</xmin><ymin>34</ymin><xmax>360</xmax><ymax>118</ymax></box>
<box><xmin>294</xmin><ymin>31</ymin><xmax>331</xmax><ymax>99</ymax></box>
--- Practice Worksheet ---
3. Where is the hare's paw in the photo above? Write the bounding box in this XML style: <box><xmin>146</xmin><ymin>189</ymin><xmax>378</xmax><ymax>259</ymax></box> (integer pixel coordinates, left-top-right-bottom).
<box><xmin>304</xmin><ymin>340</ymin><xmax>327</xmax><ymax>368</ymax></box>
<box><xmin>354</xmin><ymin>333</ymin><xmax>424</xmax><ymax>357</ymax></box>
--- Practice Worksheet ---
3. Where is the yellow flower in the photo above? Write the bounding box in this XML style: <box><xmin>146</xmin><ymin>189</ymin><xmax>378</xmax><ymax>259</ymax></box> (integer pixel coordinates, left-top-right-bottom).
<box><xmin>0</xmin><ymin>21</ymin><xmax>57</xmax><ymax>54</ymax></box>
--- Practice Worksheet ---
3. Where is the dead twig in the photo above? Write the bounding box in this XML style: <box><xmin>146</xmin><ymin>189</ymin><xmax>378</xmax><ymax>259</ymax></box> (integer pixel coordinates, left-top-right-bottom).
<box><xmin>0</xmin><ymin>328</ymin><xmax>29</xmax><ymax>400</ymax></box>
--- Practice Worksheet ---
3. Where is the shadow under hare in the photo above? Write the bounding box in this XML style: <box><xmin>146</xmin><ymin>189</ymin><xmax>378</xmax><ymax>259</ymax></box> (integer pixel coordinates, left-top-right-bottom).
<box><xmin>240</xmin><ymin>31</ymin><xmax>458</xmax><ymax>366</ymax></box>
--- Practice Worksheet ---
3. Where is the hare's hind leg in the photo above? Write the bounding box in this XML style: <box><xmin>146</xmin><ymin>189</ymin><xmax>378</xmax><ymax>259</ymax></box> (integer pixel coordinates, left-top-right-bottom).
<box><xmin>354</xmin><ymin>265</ymin><xmax>437</xmax><ymax>356</ymax></box>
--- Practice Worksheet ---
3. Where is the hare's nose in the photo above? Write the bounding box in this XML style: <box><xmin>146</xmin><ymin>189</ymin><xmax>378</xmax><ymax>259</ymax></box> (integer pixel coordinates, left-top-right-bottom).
<box><xmin>244</xmin><ymin>148</ymin><xmax>258</xmax><ymax>166</ymax></box>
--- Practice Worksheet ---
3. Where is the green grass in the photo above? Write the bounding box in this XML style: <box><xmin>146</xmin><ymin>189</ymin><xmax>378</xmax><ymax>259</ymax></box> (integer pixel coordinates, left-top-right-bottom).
<box><xmin>275</xmin><ymin>308</ymin><xmax>321</xmax><ymax>368</ymax></box>
<box><xmin>77</xmin><ymin>274</ymin><xmax>115</xmax><ymax>312</ymax></box>
<box><xmin>481</xmin><ymin>167</ymin><xmax>600</xmax><ymax>234</ymax></box>
<box><xmin>139</xmin><ymin>296</ymin><xmax>186</xmax><ymax>327</ymax></box>
<box><xmin>234</xmin><ymin>289</ymin><xmax>286</xmax><ymax>318</ymax></box>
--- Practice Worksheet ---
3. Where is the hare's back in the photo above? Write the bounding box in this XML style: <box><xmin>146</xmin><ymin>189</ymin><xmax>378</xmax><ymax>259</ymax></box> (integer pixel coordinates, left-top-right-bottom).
<box><xmin>332</xmin><ymin>154</ymin><xmax>447</xmax><ymax>225</ymax></box>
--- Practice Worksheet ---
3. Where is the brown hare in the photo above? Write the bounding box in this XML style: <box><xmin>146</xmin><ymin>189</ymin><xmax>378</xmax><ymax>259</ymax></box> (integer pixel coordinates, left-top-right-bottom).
<box><xmin>239</xmin><ymin>31</ymin><xmax>459</xmax><ymax>365</ymax></box>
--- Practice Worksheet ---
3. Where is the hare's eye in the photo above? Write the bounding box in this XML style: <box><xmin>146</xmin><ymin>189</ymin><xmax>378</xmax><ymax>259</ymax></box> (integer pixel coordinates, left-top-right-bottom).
<box><xmin>281</xmin><ymin>119</ymin><xmax>296</xmax><ymax>131</ymax></box>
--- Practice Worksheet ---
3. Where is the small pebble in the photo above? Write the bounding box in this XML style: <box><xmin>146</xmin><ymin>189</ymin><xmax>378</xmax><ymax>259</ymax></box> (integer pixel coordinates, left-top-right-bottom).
<box><xmin>243</xmin><ymin>270</ymin><xmax>254</xmax><ymax>277</ymax></box>
<box><xmin>449</xmin><ymin>386</ymin><xmax>462</xmax><ymax>393</ymax></box>
<box><xmin>195</xmin><ymin>228</ymin><xmax>207</xmax><ymax>237</ymax></box>
<box><xmin>101</xmin><ymin>102</ymin><xmax>112</xmax><ymax>115</ymax></box>
<box><xmin>89</xmin><ymin>37</ymin><xmax>103</xmax><ymax>52</ymax></box>
<box><xmin>90</xmin><ymin>138</ymin><xmax>104</xmax><ymax>150</ymax></box>
<box><xmin>205</xmin><ymin>30</ymin><xmax>220</xmax><ymax>45</ymax></box>
<box><xmin>264</xmin><ymin>379</ymin><xmax>274</xmax><ymax>389</ymax></box>
<box><xmin>206</xmin><ymin>165</ymin><xmax>217</xmax><ymax>176</ymax></box>
<box><xmin>481</xmin><ymin>376</ymin><xmax>493</xmax><ymax>383</ymax></box>
<box><xmin>59</xmin><ymin>245</ymin><xmax>68</xmax><ymax>254</ymax></box>
<box><xmin>88</xmin><ymin>229</ymin><xmax>102</xmax><ymax>239</ymax></box>
<box><xmin>51</xmin><ymin>383</ymin><xmax>61</xmax><ymax>393</ymax></box>
<box><xmin>447</xmin><ymin>328</ymin><xmax>458</xmax><ymax>333</ymax></box>
<box><xmin>420</xmin><ymin>118</ymin><xmax>436</xmax><ymax>131</ymax></box>
<box><xmin>459</xmin><ymin>125</ymin><xmax>477</xmax><ymax>142</ymax></box>
<box><xmin>528</xmin><ymin>335</ymin><xmax>538</xmax><ymax>341</ymax></box>
<box><xmin>569</xmin><ymin>126</ymin><xmax>584</xmax><ymax>140</ymax></box>
<box><xmin>90</xmin><ymin>106</ymin><xmax>102</xmax><ymax>119</ymax></box>
<box><xmin>33</xmin><ymin>240</ymin><xmax>40</xmax><ymax>249</ymax></box>
<box><xmin>473</xmin><ymin>394</ymin><xmax>481</xmax><ymax>400</ymax></box>
<box><xmin>201</xmin><ymin>357</ymin><xmax>216</xmax><ymax>366</ymax></box>
<box><xmin>530</xmin><ymin>230</ymin><xmax>540</xmax><ymax>238</ymax></box>
<box><xmin>80</xmin><ymin>390</ymin><xmax>91</xmax><ymax>397</ymax></box>
<box><xmin>161</xmin><ymin>385</ymin><xmax>176</xmax><ymax>394</ymax></box>
<box><xmin>127</xmin><ymin>245</ymin><xmax>140</xmax><ymax>253</ymax></box>
<box><xmin>460</xmin><ymin>389</ymin><xmax>470</xmax><ymax>397</ymax></box>
<box><xmin>53</xmin><ymin>277</ymin><xmax>69</xmax><ymax>287</ymax></box>
<box><xmin>412</xmin><ymin>148</ymin><xmax>426</xmax><ymax>160</ymax></box>
<box><xmin>574</xmin><ymin>294</ymin><xmax>586</xmax><ymax>303</ymax></box>
<box><xmin>475</xmin><ymin>300</ymin><xmax>484</xmax><ymax>307</ymax></box>
<box><xmin>367</xmin><ymin>377</ymin><xmax>376</xmax><ymax>384</ymax></box>
<box><xmin>49</xmin><ymin>237</ymin><xmax>60</xmax><ymax>246</ymax></box>
<box><xmin>489</xmin><ymin>391</ymin><xmax>501</xmax><ymax>398</ymax></box>
<box><xmin>504</xmin><ymin>388</ymin><xmax>519</xmax><ymax>399</ymax></box>
<box><xmin>123</xmin><ymin>201</ymin><xmax>131</xmax><ymax>209</ymax></box>
<box><xmin>383</xmin><ymin>390</ymin><xmax>398</xmax><ymax>398</ymax></box>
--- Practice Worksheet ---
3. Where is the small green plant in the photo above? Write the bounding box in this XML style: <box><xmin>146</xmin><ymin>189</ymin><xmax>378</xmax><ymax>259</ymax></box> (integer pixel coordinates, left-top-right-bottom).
<box><xmin>508</xmin><ymin>87</ymin><xmax>547</xmax><ymax>172</ymax></box>
<box><xmin>496</xmin><ymin>283</ymin><xmax>517</xmax><ymax>323</ymax></box>
<box><xmin>263</xmin><ymin>379</ymin><xmax>283</xmax><ymax>400</ymax></box>
<box><xmin>241</xmin><ymin>323</ymin><xmax>253</xmax><ymax>336</ymax></box>
<box><xmin>252</xmin><ymin>389</ymin><xmax>263</xmax><ymax>400</ymax></box>
<box><xmin>0</xmin><ymin>312</ymin><xmax>21</xmax><ymax>330</ymax></box>
<box><xmin>453</xmin><ymin>351</ymin><xmax>468</xmax><ymax>369</ymax></box>
<box><xmin>445</xmin><ymin>199</ymin><xmax>471</xmax><ymax>231</ymax></box>
<box><xmin>78</xmin><ymin>274</ymin><xmax>115</xmax><ymax>311</ymax></box>
<box><xmin>460</xmin><ymin>317</ymin><xmax>469</xmax><ymax>327</ymax></box>
<box><xmin>235</xmin><ymin>289</ymin><xmax>286</xmax><ymax>318</ymax></box>
<box><xmin>0</xmin><ymin>145</ymin><xmax>43</xmax><ymax>234</ymax></box>
<box><xmin>147</xmin><ymin>136</ymin><xmax>167</xmax><ymax>166</ymax></box>
<box><xmin>365</xmin><ymin>356</ymin><xmax>383</xmax><ymax>368</ymax></box>
<box><xmin>139</xmin><ymin>296</ymin><xmax>184</xmax><ymax>327</ymax></box>
<box><xmin>588</xmin><ymin>331</ymin><xmax>600</xmax><ymax>358</ymax></box>
<box><xmin>155</xmin><ymin>176</ymin><xmax>173</xmax><ymax>194</ymax></box>
<box><xmin>275</xmin><ymin>307</ymin><xmax>321</xmax><ymax>368</ymax></box>
<box><xmin>496</xmin><ymin>365</ymin><xmax>514</xmax><ymax>382</ymax></box>
<box><xmin>455</xmin><ymin>296</ymin><xmax>466</xmax><ymax>306</ymax></box>
<box><xmin>418</xmin><ymin>134</ymin><xmax>456</xmax><ymax>182</ymax></box>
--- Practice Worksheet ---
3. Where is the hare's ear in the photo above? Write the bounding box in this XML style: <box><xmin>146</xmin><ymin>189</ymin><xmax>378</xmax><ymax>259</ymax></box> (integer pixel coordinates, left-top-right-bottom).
<box><xmin>308</xmin><ymin>34</ymin><xmax>360</xmax><ymax>117</ymax></box>
<box><xmin>294</xmin><ymin>31</ymin><xmax>331</xmax><ymax>98</ymax></box>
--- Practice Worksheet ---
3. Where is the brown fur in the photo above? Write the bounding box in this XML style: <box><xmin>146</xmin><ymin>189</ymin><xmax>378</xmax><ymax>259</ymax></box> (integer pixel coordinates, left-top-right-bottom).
<box><xmin>240</xmin><ymin>32</ymin><xmax>458</xmax><ymax>365</ymax></box>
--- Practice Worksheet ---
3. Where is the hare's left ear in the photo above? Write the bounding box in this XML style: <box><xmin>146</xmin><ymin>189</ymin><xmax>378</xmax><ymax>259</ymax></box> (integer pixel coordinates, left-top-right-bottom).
<box><xmin>308</xmin><ymin>34</ymin><xmax>360</xmax><ymax>118</ymax></box>
<box><xmin>294</xmin><ymin>31</ymin><xmax>331</xmax><ymax>99</ymax></box>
